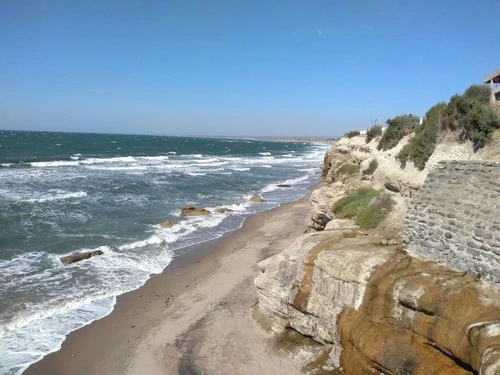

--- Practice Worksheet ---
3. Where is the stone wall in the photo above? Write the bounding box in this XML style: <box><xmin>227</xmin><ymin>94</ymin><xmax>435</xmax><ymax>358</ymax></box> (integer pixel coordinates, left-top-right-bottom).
<box><xmin>403</xmin><ymin>160</ymin><xmax>500</xmax><ymax>286</ymax></box>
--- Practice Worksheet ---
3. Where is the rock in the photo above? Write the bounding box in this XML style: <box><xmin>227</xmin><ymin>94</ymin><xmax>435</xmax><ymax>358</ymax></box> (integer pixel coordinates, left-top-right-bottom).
<box><xmin>181</xmin><ymin>206</ymin><xmax>211</xmax><ymax>217</ymax></box>
<box><xmin>255</xmin><ymin>231</ymin><xmax>500</xmax><ymax>374</ymax></box>
<box><xmin>60</xmin><ymin>250</ymin><xmax>104</xmax><ymax>264</ymax></box>
<box><xmin>215</xmin><ymin>207</ymin><xmax>234</xmax><ymax>214</ymax></box>
<box><xmin>277</xmin><ymin>184</ymin><xmax>292</xmax><ymax>188</ymax></box>
<box><xmin>255</xmin><ymin>231</ymin><xmax>394</xmax><ymax>368</ymax></box>
<box><xmin>307</xmin><ymin>186</ymin><xmax>340</xmax><ymax>231</ymax></box>
<box><xmin>160</xmin><ymin>220</ymin><xmax>175</xmax><ymax>228</ymax></box>
<box><xmin>384</xmin><ymin>182</ymin><xmax>400</xmax><ymax>192</ymax></box>
<box><xmin>323</xmin><ymin>219</ymin><xmax>359</xmax><ymax>231</ymax></box>
<box><xmin>249</xmin><ymin>196</ymin><xmax>265</xmax><ymax>203</ymax></box>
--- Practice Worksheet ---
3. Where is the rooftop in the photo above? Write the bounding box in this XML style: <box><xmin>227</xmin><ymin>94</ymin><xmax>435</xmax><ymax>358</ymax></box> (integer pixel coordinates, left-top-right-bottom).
<box><xmin>483</xmin><ymin>69</ymin><xmax>500</xmax><ymax>83</ymax></box>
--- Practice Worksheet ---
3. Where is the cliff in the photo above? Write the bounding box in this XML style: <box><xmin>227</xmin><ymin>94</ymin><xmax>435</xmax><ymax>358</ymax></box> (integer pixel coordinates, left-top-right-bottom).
<box><xmin>254</xmin><ymin>131</ymin><xmax>500</xmax><ymax>374</ymax></box>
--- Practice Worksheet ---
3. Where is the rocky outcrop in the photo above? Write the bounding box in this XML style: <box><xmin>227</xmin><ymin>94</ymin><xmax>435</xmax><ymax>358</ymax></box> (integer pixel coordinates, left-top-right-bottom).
<box><xmin>249</xmin><ymin>196</ymin><xmax>265</xmax><ymax>203</ymax></box>
<box><xmin>255</xmin><ymin>230</ymin><xmax>500</xmax><ymax>374</ymax></box>
<box><xmin>307</xmin><ymin>186</ymin><xmax>339</xmax><ymax>231</ymax></box>
<box><xmin>215</xmin><ymin>207</ymin><xmax>234</xmax><ymax>214</ymax></box>
<box><xmin>160</xmin><ymin>220</ymin><xmax>175</xmax><ymax>228</ymax></box>
<box><xmin>60</xmin><ymin>250</ymin><xmax>103</xmax><ymax>264</ymax></box>
<box><xmin>181</xmin><ymin>206</ymin><xmax>211</xmax><ymax>217</ymax></box>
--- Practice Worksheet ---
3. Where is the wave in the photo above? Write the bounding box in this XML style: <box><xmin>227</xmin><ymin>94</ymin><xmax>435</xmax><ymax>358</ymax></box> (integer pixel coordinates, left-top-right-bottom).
<box><xmin>259</xmin><ymin>152</ymin><xmax>272</xmax><ymax>156</ymax></box>
<box><xmin>232</xmin><ymin>167</ymin><xmax>250</xmax><ymax>171</ymax></box>
<box><xmin>24</xmin><ymin>191</ymin><xmax>87</xmax><ymax>203</ymax></box>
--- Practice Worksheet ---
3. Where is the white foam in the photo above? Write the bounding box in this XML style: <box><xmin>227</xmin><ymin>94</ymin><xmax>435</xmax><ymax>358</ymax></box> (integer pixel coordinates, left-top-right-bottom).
<box><xmin>24</xmin><ymin>191</ymin><xmax>87</xmax><ymax>203</ymax></box>
<box><xmin>282</xmin><ymin>174</ymin><xmax>310</xmax><ymax>185</ymax></box>
<box><xmin>138</xmin><ymin>155</ymin><xmax>170</xmax><ymax>161</ymax></box>
<box><xmin>261</xmin><ymin>184</ymin><xmax>279</xmax><ymax>193</ymax></box>
<box><xmin>31</xmin><ymin>160</ymin><xmax>78</xmax><ymax>168</ymax></box>
<box><xmin>232</xmin><ymin>167</ymin><xmax>250</xmax><ymax>171</ymax></box>
<box><xmin>259</xmin><ymin>152</ymin><xmax>272</xmax><ymax>156</ymax></box>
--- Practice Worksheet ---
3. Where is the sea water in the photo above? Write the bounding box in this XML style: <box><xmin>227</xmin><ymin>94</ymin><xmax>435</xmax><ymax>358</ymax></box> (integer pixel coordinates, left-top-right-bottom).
<box><xmin>0</xmin><ymin>130</ymin><xmax>327</xmax><ymax>374</ymax></box>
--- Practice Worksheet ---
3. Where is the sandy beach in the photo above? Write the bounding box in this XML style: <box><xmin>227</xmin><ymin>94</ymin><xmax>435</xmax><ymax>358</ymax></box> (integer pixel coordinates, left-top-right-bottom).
<box><xmin>25</xmin><ymin>191</ymin><xmax>315</xmax><ymax>375</ymax></box>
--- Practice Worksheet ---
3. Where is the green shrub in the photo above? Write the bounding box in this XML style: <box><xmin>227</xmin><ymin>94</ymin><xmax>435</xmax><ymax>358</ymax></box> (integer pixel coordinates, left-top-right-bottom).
<box><xmin>362</xmin><ymin>159</ymin><xmax>378</xmax><ymax>175</ymax></box>
<box><xmin>442</xmin><ymin>85</ymin><xmax>500</xmax><ymax>149</ymax></box>
<box><xmin>332</xmin><ymin>188</ymin><xmax>380</xmax><ymax>218</ymax></box>
<box><xmin>396</xmin><ymin>102</ymin><xmax>446</xmax><ymax>170</ymax></box>
<box><xmin>332</xmin><ymin>188</ymin><xmax>393</xmax><ymax>229</ymax></box>
<box><xmin>377</xmin><ymin>115</ymin><xmax>420</xmax><ymax>150</ymax></box>
<box><xmin>365</xmin><ymin>125</ymin><xmax>383</xmax><ymax>143</ymax></box>
<box><xmin>345</xmin><ymin>130</ymin><xmax>361</xmax><ymax>138</ymax></box>
<box><xmin>355</xmin><ymin>193</ymin><xmax>394</xmax><ymax>229</ymax></box>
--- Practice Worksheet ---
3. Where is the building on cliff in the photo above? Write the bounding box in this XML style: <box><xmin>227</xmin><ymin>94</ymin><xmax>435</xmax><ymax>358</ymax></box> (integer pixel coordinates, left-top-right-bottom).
<box><xmin>484</xmin><ymin>68</ymin><xmax>500</xmax><ymax>102</ymax></box>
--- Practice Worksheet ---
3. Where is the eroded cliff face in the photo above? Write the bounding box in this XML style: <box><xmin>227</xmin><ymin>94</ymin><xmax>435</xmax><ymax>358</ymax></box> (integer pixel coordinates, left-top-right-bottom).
<box><xmin>255</xmin><ymin>230</ymin><xmax>500</xmax><ymax>374</ymax></box>
<box><xmin>256</xmin><ymin>132</ymin><xmax>500</xmax><ymax>374</ymax></box>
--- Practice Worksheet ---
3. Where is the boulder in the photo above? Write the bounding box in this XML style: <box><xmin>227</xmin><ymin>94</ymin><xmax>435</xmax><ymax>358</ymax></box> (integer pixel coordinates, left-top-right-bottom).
<box><xmin>323</xmin><ymin>219</ymin><xmax>359</xmax><ymax>231</ymax></box>
<box><xmin>307</xmin><ymin>185</ymin><xmax>340</xmax><ymax>231</ymax></box>
<box><xmin>60</xmin><ymin>250</ymin><xmax>104</xmax><ymax>264</ymax></box>
<box><xmin>181</xmin><ymin>206</ymin><xmax>211</xmax><ymax>217</ymax></box>
<box><xmin>215</xmin><ymin>207</ymin><xmax>234</xmax><ymax>214</ymax></box>
<box><xmin>249</xmin><ymin>196</ymin><xmax>265</xmax><ymax>203</ymax></box>
<box><xmin>160</xmin><ymin>220</ymin><xmax>175</xmax><ymax>228</ymax></box>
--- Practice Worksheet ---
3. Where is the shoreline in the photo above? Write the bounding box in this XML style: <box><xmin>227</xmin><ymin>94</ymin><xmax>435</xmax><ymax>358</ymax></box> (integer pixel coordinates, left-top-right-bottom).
<box><xmin>24</xmin><ymin>184</ymin><xmax>320</xmax><ymax>375</ymax></box>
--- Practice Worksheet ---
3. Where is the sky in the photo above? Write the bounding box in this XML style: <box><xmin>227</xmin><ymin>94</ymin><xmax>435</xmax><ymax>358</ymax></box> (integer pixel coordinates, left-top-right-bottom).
<box><xmin>1</xmin><ymin>0</ymin><xmax>499</xmax><ymax>137</ymax></box>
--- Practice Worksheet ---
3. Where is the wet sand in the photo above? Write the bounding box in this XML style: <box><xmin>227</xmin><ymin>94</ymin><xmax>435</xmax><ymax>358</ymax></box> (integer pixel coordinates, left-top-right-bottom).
<box><xmin>25</xmin><ymin>191</ymin><xmax>315</xmax><ymax>375</ymax></box>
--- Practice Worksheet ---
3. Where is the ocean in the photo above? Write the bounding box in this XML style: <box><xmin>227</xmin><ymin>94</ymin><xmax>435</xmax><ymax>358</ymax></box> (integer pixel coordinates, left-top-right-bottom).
<box><xmin>0</xmin><ymin>130</ymin><xmax>326</xmax><ymax>374</ymax></box>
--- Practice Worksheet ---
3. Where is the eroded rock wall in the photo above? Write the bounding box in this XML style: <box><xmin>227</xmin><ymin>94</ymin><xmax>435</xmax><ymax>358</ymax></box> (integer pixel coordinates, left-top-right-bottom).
<box><xmin>255</xmin><ymin>231</ymin><xmax>500</xmax><ymax>374</ymax></box>
<box><xmin>403</xmin><ymin>160</ymin><xmax>500</xmax><ymax>286</ymax></box>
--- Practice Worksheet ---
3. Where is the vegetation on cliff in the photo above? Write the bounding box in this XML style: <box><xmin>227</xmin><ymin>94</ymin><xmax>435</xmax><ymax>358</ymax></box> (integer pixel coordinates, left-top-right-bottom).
<box><xmin>332</xmin><ymin>188</ymin><xmax>393</xmax><ymax>229</ymax></box>
<box><xmin>377</xmin><ymin>115</ymin><xmax>420</xmax><ymax>151</ymax></box>
<box><xmin>365</xmin><ymin>125</ymin><xmax>383</xmax><ymax>143</ymax></box>
<box><xmin>397</xmin><ymin>84</ymin><xmax>500</xmax><ymax>169</ymax></box>
<box><xmin>397</xmin><ymin>103</ymin><xmax>446</xmax><ymax>169</ymax></box>
<box><xmin>345</xmin><ymin>130</ymin><xmax>361</xmax><ymax>138</ymax></box>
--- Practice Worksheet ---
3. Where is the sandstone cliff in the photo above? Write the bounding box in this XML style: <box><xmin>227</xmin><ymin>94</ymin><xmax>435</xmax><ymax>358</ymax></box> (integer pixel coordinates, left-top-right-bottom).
<box><xmin>254</xmin><ymin>131</ymin><xmax>500</xmax><ymax>374</ymax></box>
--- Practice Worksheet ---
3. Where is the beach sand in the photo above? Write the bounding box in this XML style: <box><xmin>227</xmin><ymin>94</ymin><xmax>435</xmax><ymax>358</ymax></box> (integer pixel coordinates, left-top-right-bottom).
<box><xmin>25</xmin><ymin>192</ymin><xmax>314</xmax><ymax>375</ymax></box>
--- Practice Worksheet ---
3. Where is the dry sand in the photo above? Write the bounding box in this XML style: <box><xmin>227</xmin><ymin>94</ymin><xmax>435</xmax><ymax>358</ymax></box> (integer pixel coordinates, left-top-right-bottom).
<box><xmin>25</xmin><ymin>193</ymin><xmax>314</xmax><ymax>375</ymax></box>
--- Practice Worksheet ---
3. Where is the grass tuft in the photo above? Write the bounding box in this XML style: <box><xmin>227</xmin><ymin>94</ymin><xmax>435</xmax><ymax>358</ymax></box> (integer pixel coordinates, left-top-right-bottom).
<box><xmin>332</xmin><ymin>188</ymin><xmax>393</xmax><ymax>229</ymax></box>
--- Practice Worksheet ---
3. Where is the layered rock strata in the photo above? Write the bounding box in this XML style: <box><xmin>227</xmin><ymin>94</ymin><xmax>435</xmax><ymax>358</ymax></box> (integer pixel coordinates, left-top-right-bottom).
<box><xmin>255</xmin><ymin>230</ymin><xmax>500</xmax><ymax>374</ymax></box>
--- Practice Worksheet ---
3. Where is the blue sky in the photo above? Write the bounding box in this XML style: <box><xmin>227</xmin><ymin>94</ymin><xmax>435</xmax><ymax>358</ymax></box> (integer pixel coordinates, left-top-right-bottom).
<box><xmin>1</xmin><ymin>0</ymin><xmax>499</xmax><ymax>137</ymax></box>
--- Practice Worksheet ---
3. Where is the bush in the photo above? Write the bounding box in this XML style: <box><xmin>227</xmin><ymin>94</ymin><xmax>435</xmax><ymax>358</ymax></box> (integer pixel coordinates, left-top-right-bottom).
<box><xmin>442</xmin><ymin>85</ymin><xmax>500</xmax><ymax>149</ymax></box>
<box><xmin>345</xmin><ymin>130</ymin><xmax>361</xmax><ymax>138</ymax></box>
<box><xmin>377</xmin><ymin>115</ymin><xmax>420</xmax><ymax>150</ymax></box>
<box><xmin>362</xmin><ymin>159</ymin><xmax>378</xmax><ymax>175</ymax></box>
<box><xmin>365</xmin><ymin>125</ymin><xmax>383</xmax><ymax>143</ymax></box>
<box><xmin>332</xmin><ymin>188</ymin><xmax>393</xmax><ymax>229</ymax></box>
<box><xmin>396</xmin><ymin>103</ymin><xmax>446</xmax><ymax>170</ymax></box>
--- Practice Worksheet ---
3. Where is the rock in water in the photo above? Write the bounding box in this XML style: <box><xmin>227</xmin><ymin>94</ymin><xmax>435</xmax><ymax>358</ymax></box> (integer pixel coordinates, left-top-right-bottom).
<box><xmin>249</xmin><ymin>196</ymin><xmax>265</xmax><ymax>203</ymax></box>
<box><xmin>277</xmin><ymin>184</ymin><xmax>292</xmax><ymax>188</ymax></box>
<box><xmin>181</xmin><ymin>206</ymin><xmax>211</xmax><ymax>217</ymax></box>
<box><xmin>60</xmin><ymin>250</ymin><xmax>104</xmax><ymax>264</ymax></box>
<box><xmin>160</xmin><ymin>220</ymin><xmax>175</xmax><ymax>228</ymax></box>
<box><xmin>215</xmin><ymin>207</ymin><xmax>234</xmax><ymax>214</ymax></box>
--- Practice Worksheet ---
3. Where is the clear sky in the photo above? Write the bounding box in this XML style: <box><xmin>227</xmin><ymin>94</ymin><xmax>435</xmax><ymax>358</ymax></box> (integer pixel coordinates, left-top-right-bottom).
<box><xmin>1</xmin><ymin>0</ymin><xmax>499</xmax><ymax>137</ymax></box>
